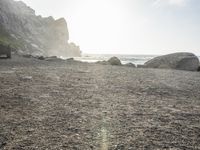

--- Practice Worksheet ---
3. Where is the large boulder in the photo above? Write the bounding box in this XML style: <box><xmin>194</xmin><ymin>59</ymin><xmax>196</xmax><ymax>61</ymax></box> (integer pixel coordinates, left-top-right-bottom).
<box><xmin>198</xmin><ymin>66</ymin><xmax>200</xmax><ymax>72</ymax></box>
<box><xmin>144</xmin><ymin>52</ymin><xmax>199</xmax><ymax>71</ymax></box>
<box><xmin>124</xmin><ymin>63</ymin><xmax>136</xmax><ymax>68</ymax></box>
<box><xmin>108</xmin><ymin>57</ymin><xmax>122</xmax><ymax>65</ymax></box>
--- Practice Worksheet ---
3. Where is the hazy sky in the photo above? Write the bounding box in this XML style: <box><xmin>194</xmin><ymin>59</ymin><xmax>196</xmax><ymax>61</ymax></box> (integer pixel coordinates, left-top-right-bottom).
<box><xmin>17</xmin><ymin>0</ymin><xmax>200</xmax><ymax>55</ymax></box>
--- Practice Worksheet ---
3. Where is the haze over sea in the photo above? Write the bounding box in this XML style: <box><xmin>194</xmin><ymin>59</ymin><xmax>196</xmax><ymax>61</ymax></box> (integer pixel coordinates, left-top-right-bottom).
<box><xmin>74</xmin><ymin>54</ymin><xmax>200</xmax><ymax>65</ymax></box>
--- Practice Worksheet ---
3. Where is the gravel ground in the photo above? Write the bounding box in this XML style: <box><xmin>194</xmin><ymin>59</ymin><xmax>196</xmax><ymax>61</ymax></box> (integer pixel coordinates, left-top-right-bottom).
<box><xmin>0</xmin><ymin>55</ymin><xmax>200</xmax><ymax>150</ymax></box>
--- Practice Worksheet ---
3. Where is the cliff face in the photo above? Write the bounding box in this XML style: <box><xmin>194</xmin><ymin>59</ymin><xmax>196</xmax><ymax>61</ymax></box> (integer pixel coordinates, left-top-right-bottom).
<box><xmin>0</xmin><ymin>0</ymin><xmax>81</xmax><ymax>57</ymax></box>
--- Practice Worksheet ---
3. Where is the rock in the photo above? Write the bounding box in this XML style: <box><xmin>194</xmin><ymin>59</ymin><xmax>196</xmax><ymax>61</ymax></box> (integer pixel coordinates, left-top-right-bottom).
<box><xmin>67</xmin><ymin>42</ymin><xmax>81</xmax><ymax>57</ymax></box>
<box><xmin>22</xmin><ymin>54</ymin><xmax>33</xmax><ymax>58</ymax></box>
<box><xmin>198</xmin><ymin>66</ymin><xmax>200</xmax><ymax>72</ymax></box>
<box><xmin>114</xmin><ymin>144</ymin><xmax>125</xmax><ymax>150</ymax></box>
<box><xmin>0</xmin><ymin>44</ymin><xmax>12</xmax><ymax>59</ymax></box>
<box><xmin>0</xmin><ymin>0</ymin><xmax>81</xmax><ymax>57</ymax></box>
<box><xmin>47</xmin><ymin>56</ymin><xmax>57</xmax><ymax>59</ymax></box>
<box><xmin>124</xmin><ymin>63</ymin><xmax>136</xmax><ymax>67</ymax></box>
<box><xmin>0</xmin><ymin>135</ymin><xmax>7</xmax><ymax>148</ymax></box>
<box><xmin>67</xmin><ymin>58</ymin><xmax>74</xmax><ymax>61</ymax></box>
<box><xmin>137</xmin><ymin>64</ymin><xmax>146</xmax><ymax>68</ymax></box>
<box><xmin>144</xmin><ymin>52</ymin><xmax>199</xmax><ymax>71</ymax></box>
<box><xmin>20</xmin><ymin>76</ymin><xmax>32</xmax><ymax>81</ymax></box>
<box><xmin>97</xmin><ymin>57</ymin><xmax>122</xmax><ymax>66</ymax></box>
<box><xmin>44</xmin><ymin>56</ymin><xmax>63</xmax><ymax>61</ymax></box>
<box><xmin>108</xmin><ymin>57</ymin><xmax>122</xmax><ymax>66</ymax></box>
<box><xmin>22</xmin><ymin>54</ymin><xmax>45</xmax><ymax>60</ymax></box>
<box><xmin>96</xmin><ymin>60</ymin><xmax>110</xmax><ymax>65</ymax></box>
<box><xmin>37</xmin><ymin>56</ymin><xmax>45</xmax><ymax>60</ymax></box>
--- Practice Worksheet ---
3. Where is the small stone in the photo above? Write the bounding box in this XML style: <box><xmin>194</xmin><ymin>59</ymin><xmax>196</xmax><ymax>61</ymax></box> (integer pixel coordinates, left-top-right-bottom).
<box><xmin>21</xmin><ymin>76</ymin><xmax>32</xmax><ymax>81</ymax></box>
<box><xmin>114</xmin><ymin>144</ymin><xmax>125</xmax><ymax>150</ymax></box>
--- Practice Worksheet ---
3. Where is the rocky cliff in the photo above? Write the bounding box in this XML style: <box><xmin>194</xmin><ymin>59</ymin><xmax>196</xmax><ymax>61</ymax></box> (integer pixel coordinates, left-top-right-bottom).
<box><xmin>0</xmin><ymin>0</ymin><xmax>81</xmax><ymax>57</ymax></box>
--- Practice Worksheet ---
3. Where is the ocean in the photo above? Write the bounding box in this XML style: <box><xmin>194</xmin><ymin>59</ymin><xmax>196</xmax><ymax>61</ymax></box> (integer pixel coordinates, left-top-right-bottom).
<box><xmin>74</xmin><ymin>54</ymin><xmax>157</xmax><ymax>65</ymax></box>
<box><xmin>74</xmin><ymin>54</ymin><xmax>200</xmax><ymax>65</ymax></box>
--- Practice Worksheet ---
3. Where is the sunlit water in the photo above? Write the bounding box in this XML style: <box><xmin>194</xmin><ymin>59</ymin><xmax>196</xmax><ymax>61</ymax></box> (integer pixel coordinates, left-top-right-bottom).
<box><xmin>74</xmin><ymin>54</ymin><xmax>157</xmax><ymax>65</ymax></box>
<box><xmin>73</xmin><ymin>54</ymin><xmax>200</xmax><ymax>66</ymax></box>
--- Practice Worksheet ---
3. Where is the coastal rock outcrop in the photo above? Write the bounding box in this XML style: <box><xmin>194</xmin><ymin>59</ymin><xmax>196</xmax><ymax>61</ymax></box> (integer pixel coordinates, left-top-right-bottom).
<box><xmin>144</xmin><ymin>52</ymin><xmax>199</xmax><ymax>71</ymax></box>
<box><xmin>0</xmin><ymin>0</ymin><xmax>81</xmax><ymax>57</ymax></box>
<box><xmin>108</xmin><ymin>57</ymin><xmax>122</xmax><ymax>65</ymax></box>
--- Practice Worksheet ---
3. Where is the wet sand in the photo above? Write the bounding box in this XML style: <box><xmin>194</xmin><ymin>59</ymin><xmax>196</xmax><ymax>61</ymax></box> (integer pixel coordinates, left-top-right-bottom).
<box><xmin>0</xmin><ymin>55</ymin><xmax>200</xmax><ymax>149</ymax></box>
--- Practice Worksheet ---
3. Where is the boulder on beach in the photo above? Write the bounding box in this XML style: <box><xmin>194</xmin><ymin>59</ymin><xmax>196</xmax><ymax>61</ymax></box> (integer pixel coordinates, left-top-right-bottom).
<box><xmin>108</xmin><ymin>57</ymin><xmax>122</xmax><ymax>66</ymax></box>
<box><xmin>144</xmin><ymin>52</ymin><xmax>199</xmax><ymax>71</ymax></box>
<box><xmin>198</xmin><ymin>66</ymin><xmax>200</xmax><ymax>72</ymax></box>
<box><xmin>124</xmin><ymin>63</ymin><xmax>136</xmax><ymax>68</ymax></box>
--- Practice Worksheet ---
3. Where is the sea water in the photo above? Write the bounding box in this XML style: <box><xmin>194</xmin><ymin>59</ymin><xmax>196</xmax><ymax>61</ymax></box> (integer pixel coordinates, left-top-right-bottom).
<box><xmin>74</xmin><ymin>54</ymin><xmax>200</xmax><ymax>65</ymax></box>
<box><xmin>74</xmin><ymin>54</ymin><xmax>157</xmax><ymax>65</ymax></box>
